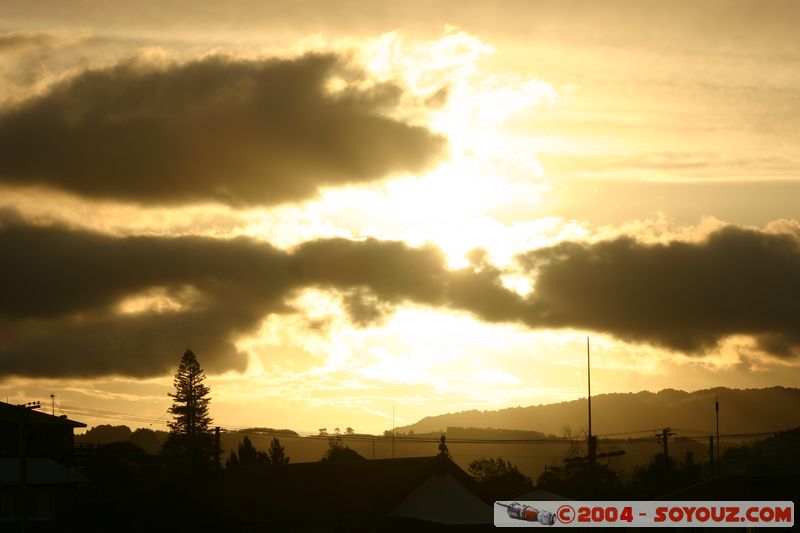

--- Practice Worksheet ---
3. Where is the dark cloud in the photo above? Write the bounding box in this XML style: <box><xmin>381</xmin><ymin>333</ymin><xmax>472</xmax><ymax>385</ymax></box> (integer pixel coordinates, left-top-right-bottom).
<box><xmin>3</xmin><ymin>212</ymin><xmax>800</xmax><ymax>378</ymax></box>
<box><xmin>320</xmin><ymin>226</ymin><xmax>800</xmax><ymax>358</ymax></box>
<box><xmin>0</xmin><ymin>210</ymin><xmax>294</xmax><ymax>377</ymax></box>
<box><xmin>515</xmin><ymin>226</ymin><xmax>800</xmax><ymax>355</ymax></box>
<box><xmin>292</xmin><ymin>237</ymin><xmax>446</xmax><ymax>305</ymax></box>
<box><xmin>0</xmin><ymin>53</ymin><xmax>445</xmax><ymax>206</ymax></box>
<box><xmin>341</xmin><ymin>288</ymin><xmax>394</xmax><ymax>327</ymax></box>
<box><xmin>0</xmin><ymin>212</ymin><xmax>449</xmax><ymax>377</ymax></box>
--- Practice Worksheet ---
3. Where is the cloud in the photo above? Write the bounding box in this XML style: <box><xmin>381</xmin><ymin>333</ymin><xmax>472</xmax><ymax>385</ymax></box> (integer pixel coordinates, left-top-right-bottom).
<box><xmin>0</xmin><ymin>211</ymin><xmax>450</xmax><ymax>378</ymax></box>
<box><xmin>0</xmin><ymin>210</ymin><xmax>294</xmax><ymax>377</ymax></box>
<box><xmin>299</xmin><ymin>225</ymin><xmax>800</xmax><ymax>360</ymax></box>
<box><xmin>3</xmin><ymin>211</ymin><xmax>800</xmax><ymax>378</ymax></box>
<box><xmin>515</xmin><ymin>226</ymin><xmax>800</xmax><ymax>356</ymax></box>
<box><xmin>292</xmin><ymin>237</ymin><xmax>446</xmax><ymax>305</ymax></box>
<box><xmin>0</xmin><ymin>53</ymin><xmax>445</xmax><ymax>206</ymax></box>
<box><xmin>0</xmin><ymin>30</ymin><xmax>96</xmax><ymax>103</ymax></box>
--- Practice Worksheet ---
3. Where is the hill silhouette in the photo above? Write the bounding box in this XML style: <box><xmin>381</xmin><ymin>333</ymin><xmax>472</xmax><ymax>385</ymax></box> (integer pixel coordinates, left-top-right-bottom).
<box><xmin>396</xmin><ymin>387</ymin><xmax>800</xmax><ymax>436</ymax></box>
<box><xmin>76</xmin><ymin>424</ymin><xmax>168</xmax><ymax>454</ymax></box>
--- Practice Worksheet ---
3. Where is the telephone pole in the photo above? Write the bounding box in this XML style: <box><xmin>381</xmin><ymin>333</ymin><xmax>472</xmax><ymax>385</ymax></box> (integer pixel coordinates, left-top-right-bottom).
<box><xmin>214</xmin><ymin>427</ymin><xmax>221</xmax><ymax>469</ymax></box>
<box><xmin>563</xmin><ymin>338</ymin><xmax>626</xmax><ymax>497</ymax></box>
<box><xmin>659</xmin><ymin>427</ymin><xmax>673</xmax><ymax>460</ymax></box>
<box><xmin>708</xmin><ymin>435</ymin><xmax>715</xmax><ymax>476</ymax></box>
<box><xmin>656</xmin><ymin>427</ymin><xmax>674</xmax><ymax>490</ymax></box>
<box><xmin>587</xmin><ymin>337</ymin><xmax>592</xmax><ymax>439</ymax></box>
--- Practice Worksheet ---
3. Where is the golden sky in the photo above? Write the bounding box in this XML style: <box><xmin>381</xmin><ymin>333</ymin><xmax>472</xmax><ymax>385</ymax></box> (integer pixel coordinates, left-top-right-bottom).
<box><xmin>2</xmin><ymin>0</ymin><xmax>800</xmax><ymax>434</ymax></box>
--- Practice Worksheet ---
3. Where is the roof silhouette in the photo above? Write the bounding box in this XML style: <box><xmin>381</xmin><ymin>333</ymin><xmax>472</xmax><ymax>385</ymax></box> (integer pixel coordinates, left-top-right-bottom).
<box><xmin>0</xmin><ymin>401</ymin><xmax>86</xmax><ymax>428</ymax></box>
<box><xmin>216</xmin><ymin>454</ymin><xmax>493</xmax><ymax>528</ymax></box>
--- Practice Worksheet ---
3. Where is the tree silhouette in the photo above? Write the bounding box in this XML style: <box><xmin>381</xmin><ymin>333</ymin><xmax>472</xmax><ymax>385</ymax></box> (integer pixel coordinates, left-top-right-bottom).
<box><xmin>537</xmin><ymin>460</ymin><xmax>621</xmax><ymax>499</ymax></box>
<box><xmin>268</xmin><ymin>437</ymin><xmax>290</xmax><ymax>465</ymax></box>
<box><xmin>630</xmin><ymin>451</ymin><xmax>702</xmax><ymax>498</ymax></box>
<box><xmin>226</xmin><ymin>436</ymin><xmax>290</xmax><ymax>468</ymax></box>
<box><xmin>321</xmin><ymin>435</ymin><xmax>365</xmax><ymax>462</ymax></box>
<box><xmin>240</xmin><ymin>436</ymin><xmax>269</xmax><ymax>464</ymax></box>
<box><xmin>468</xmin><ymin>457</ymin><xmax>533</xmax><ymax>500</ymax></box>
<box><xmin>225</xmin><ymin>450</ymin><xmax>240</xmax><ymax>470</ymax></box>
<box><xmin>161</xmin><ymin>349</ymin><xmax>214</xmax><ymax>467</ymax></box>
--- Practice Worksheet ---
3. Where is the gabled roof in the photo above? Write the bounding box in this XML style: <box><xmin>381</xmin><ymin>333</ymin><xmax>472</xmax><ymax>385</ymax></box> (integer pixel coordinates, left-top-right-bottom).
<box><xmin>0</xmin><ymin>401</ymin><xmax>86</xmax><ymax>428</ymax></box>
<box><xmin>216</xmin><ymin>454</ymin><xmax>492</xmax><ymax>526</ymax></box>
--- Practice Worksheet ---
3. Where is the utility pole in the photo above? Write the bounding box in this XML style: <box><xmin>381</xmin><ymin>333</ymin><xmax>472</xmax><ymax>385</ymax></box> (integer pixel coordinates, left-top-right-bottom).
<box><xmin>708</xmin><ymin>436</ymin><xmax>715</xmax><ymax>476</ymax></box>
<box><xmin>50</xmin><ymin>394</ymin><xmax>55</xmax><ymax>416</ymax></box>
<box><xmin>657</xmin><ymin>427</ymin><xmax>674</xmax><ymax>491</ymax></box>
<box><xmin>715</xmin><ymin>396</ymin><xmax>720</xmax><ymax>475</ymax></box>
<box><xmin>562</xmin><ymin>338</ymin><xmax>628</xmax><ymax>498</ymax></box>
<box><xmin>587</xmin><ymin>337</ymin><xmax>592</xmax><ymax>440</ymax></box>
<box><xmin>214</xmin><ymin>426</ymin><xmax>221</xmax><ymax>469</ymax></box>
<box><xmin>660</xmin><ymin>427</ymin><xmax>673</xmax><ymax>460</ymax></box>
<box><xmin>563</xmin><ymin>444</ymin><xmax>625</xmax><ymax>493</ymax></box>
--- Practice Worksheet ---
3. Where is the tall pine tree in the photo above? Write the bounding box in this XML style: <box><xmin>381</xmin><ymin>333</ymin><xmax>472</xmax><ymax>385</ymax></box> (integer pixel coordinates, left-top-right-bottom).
<box><xmin>162</xmin><ymin>349</ymin><xmax>215</xmax><ymax>468</ymax></box>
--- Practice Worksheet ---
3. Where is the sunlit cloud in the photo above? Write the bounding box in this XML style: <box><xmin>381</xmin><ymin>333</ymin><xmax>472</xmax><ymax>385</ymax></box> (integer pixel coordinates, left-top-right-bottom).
<box><xmin>2</xmin><ymin>9</ymin><xmax>799</xmax><ymax>437</ymax></box>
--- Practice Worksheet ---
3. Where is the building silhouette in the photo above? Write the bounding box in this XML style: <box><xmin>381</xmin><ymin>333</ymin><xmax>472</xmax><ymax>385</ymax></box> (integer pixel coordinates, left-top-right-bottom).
<box><xmin>0</xmin><ymin>401</ymin><xmax>87</xmax><ymax>526</ymax></box>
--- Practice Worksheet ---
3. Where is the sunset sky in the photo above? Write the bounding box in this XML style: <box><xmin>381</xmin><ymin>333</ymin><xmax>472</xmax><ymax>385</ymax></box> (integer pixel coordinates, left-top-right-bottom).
<box><xmin>2</xmin><ymin>0</ymin><xmax>799</xmax><ymax>435</ymax></box>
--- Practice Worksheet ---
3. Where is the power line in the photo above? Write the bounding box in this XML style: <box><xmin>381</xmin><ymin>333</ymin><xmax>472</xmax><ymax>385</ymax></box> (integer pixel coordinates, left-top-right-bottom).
<box><xmin>594</xmin><ymin>428</ymin><xmax>662</xmax><ymax>437</ymax></box>
<box><xmin>671</xmin><ymin>427</ymin><xmax>715</xmax><ymax>435</ymax></box>
<box><xmin>57</xmin><ymin>403</ymin><xmax>170</xmax><ymax>426</ymax></box>
<box><xmin>59</xmin><ymin>403</ymin><xmax>164</xmax><ymax>419</ymax></box>
<box><xmin>59</xmin><ymin>407</ymin><xmax>166</xmax><ymax>424</ymax></box>
<box><xmin>54</xmin><ymin>401</ymin><xmax>785</xmax><ymax>446</ymax></box>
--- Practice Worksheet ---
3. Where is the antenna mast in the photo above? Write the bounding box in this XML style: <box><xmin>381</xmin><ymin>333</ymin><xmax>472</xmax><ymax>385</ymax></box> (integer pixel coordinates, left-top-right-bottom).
<box><xmin>587</xmin><ymin>337</ymin><xmax>592</xmax><ymax>439</ymax></box>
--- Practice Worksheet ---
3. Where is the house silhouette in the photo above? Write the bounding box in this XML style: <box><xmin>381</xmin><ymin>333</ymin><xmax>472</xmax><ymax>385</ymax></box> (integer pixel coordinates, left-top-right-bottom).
<box><xmin>0</xmin><ymin>401</ymin><xmax>87</xmax><ymax>525</ymax></box>
<box><xmin>215</xmin><ymin>453</ymin><xmax>494</xmax><ymax>530</ymax></box>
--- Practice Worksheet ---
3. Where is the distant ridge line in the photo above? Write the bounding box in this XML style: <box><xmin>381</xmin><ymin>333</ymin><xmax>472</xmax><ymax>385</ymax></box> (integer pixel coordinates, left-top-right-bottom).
<box><xmin>396</xmin><ymin>386</ymin><xmax>800</xmax><ymax>436</ymax></box>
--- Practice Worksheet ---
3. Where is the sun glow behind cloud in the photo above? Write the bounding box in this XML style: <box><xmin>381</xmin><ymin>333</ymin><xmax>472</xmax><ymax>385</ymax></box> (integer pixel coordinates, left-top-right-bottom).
<box><xmin>205</xmin><ymin>31</ymin><xmax>594</xmax><ymax>419</ymax></box>
<box><xmin>3</xmin><ymin>15</ymin><xmax>800</xmax><ymax>436</ymax></box>
<box><xmin>218</xmin><ymin>285</ymin><xmax>786</xmax><ymax>434</ymax></box>
<box><xmin>196</xmin><ymin>30</ymin><xmax>570</xmax><ymax>269</ymax></box>
<box><xmin>228</xmin><ymin>289</ymin><xmax>577</xmax><ymax>431</ymax></box>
